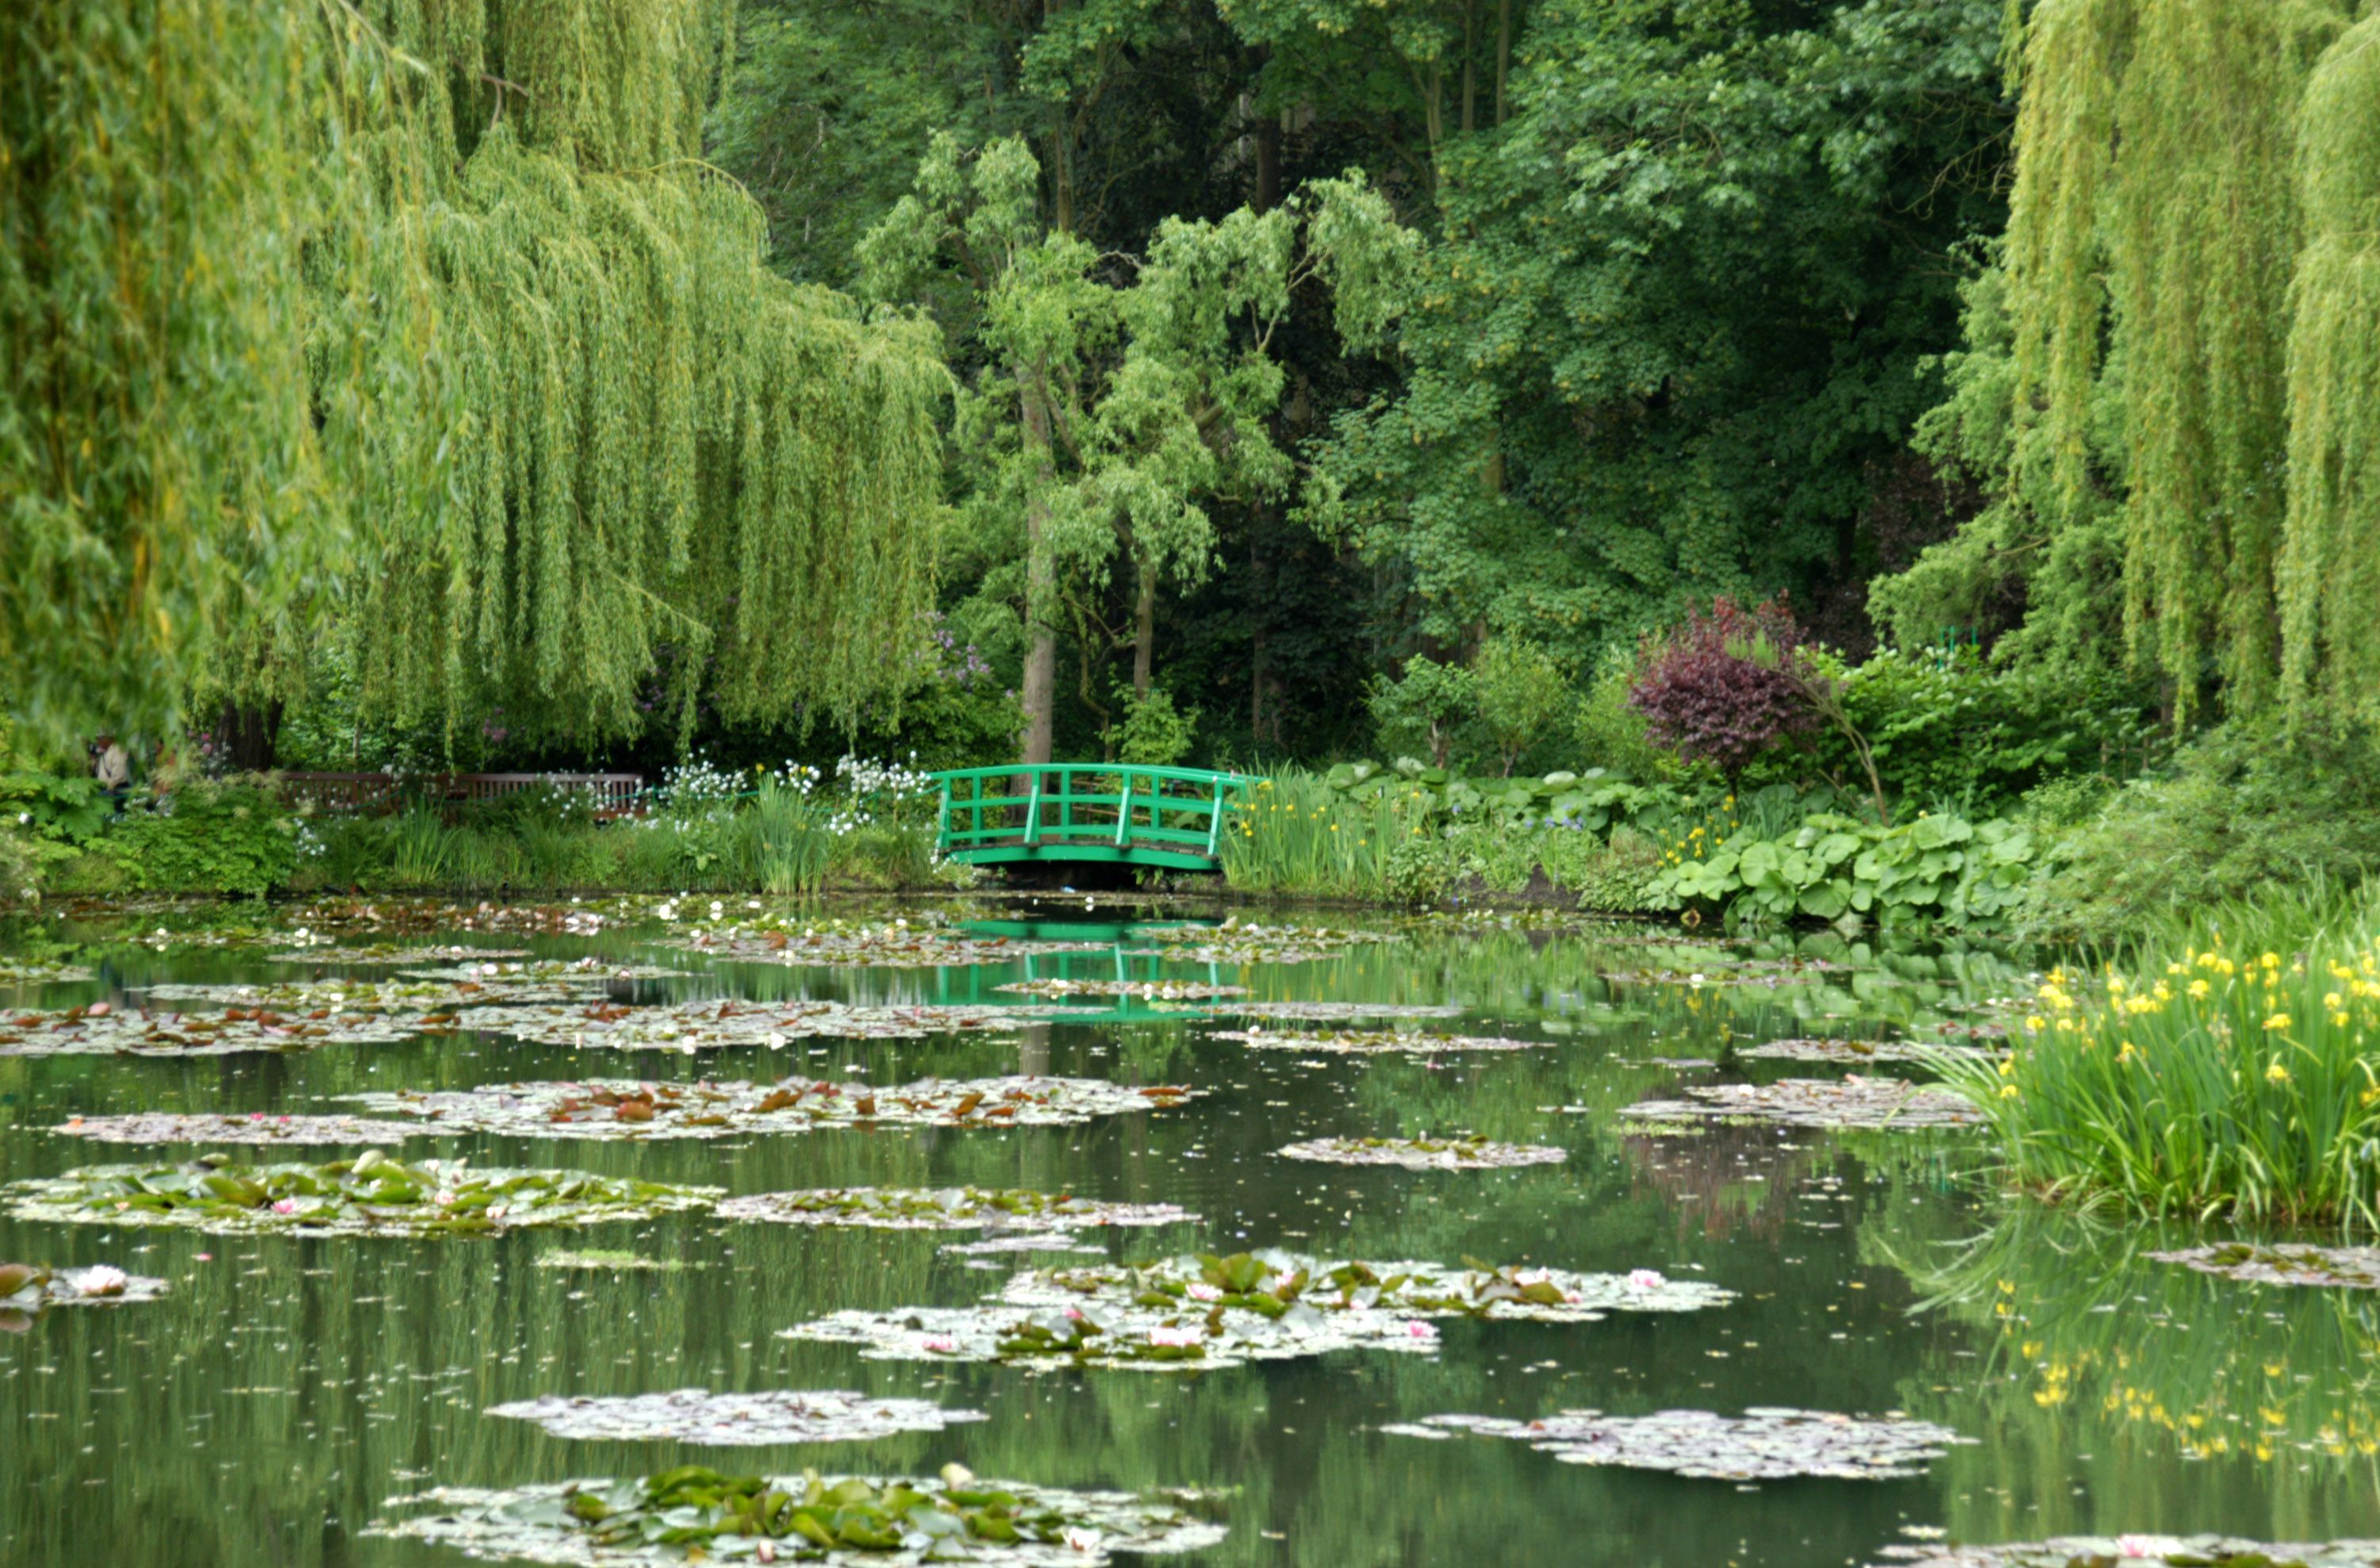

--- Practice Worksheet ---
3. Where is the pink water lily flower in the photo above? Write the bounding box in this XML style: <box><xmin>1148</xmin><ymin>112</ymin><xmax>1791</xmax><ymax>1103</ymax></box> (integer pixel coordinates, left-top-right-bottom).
<box><xmin>1184</xmin><ymin>1282</ymin><xmax>1222</xmax><ymax>1302</ymax></box>
<box><xmin>1147</xmin><ymin>1326</ymin><xmax>1201</xmax><ymax>1348</ymax></box>
<box><xmin>2116</xmin><ymin>1537</ymin><xmax>2175</xmax><ymax>1559</ymax></box>
<box><xmin>918</xmin><ymin>1335</ymin><xmax>960</xmax><ymax>1354</ymax></box>
<box><xmin>1627</xmin><ymin>1269</ymin><xmax>1667</xmax><ymax>1291</ymax></box>
<box><xmin>1404</xmin><ymin>1321</ymin><xmax>1438</xmax><ymax>1341</ymax></box>
<box><xmin>1267</xmin><ymin>1271</ymin><xmax>1298</xmax><ymax>1295</ymax></box>
<box><xmin>271</xmin><ymin>1199</ymin><xmax>299</xmax><ymax>1216</ymax></box>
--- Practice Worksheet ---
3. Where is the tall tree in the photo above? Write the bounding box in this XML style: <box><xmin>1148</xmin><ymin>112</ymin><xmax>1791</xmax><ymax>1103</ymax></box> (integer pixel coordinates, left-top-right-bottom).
<box><xmin>2</xmin><ymin>0</ymin><xmax>948</xmax><ymax>750</ymax></box>
<box><xmin>860</xmin><ymin>133</ymin><xmax>1410</xmax><ymax>761</ymax></box>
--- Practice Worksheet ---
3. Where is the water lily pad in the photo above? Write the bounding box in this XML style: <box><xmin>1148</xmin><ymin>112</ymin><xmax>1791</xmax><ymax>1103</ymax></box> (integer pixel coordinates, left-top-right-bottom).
<box><xmin>447</xmin><ymin>997</ymin><xmax>1035</xmax><ymax>1050</ymax></box>
<box><xmin>367</xmin><ymin>1466</ymin><xmax>1226</xmax><ymax>1565</ymax></box>
<box><xmin>0</xmin><ymin>959</ymin><xmax>96</xmax><ymax>984</ymax></box>
<box><xmin>6</xmin><ymin>1155</ymin><xmax>719</xmax><ymax>1236</ymax></box>
<box><xmin>1621</xmin><ymin>1077</ymin><xmax>1982</xmax><ymax>1131</ymax></box>
<box><xmin>0</xmin><ymin>1261</ymin><xmax>168</xmax><ymax>1309</ymax></box>
<box><xmin>534</xmin><ymin>1250</ymin><xmax>696</xmax><ymax>1272</ymax></box>
<box><xmin>994</xmin><ymin>978</ymin><xmax>1248</xmax><ymax>1001</ymax></box>
<box><xmin>1868</xmin><ymin>1538</ymin><xmax>2380</xmax><ymax>1568</ymax></box>
<box><xmin>781</xmin><ymin>1250</ymin><xmax>1730</xmax><ymax>1371</ymax></box>
<box><xmin>1274</xmin><ymin>1135</ymin><xmax>1566</xmax><ymax>1171</ymax></box>
<box><xmin>1388</xmin><ymin>1407</ymin><xmax>1971</xmax><ymax>1480</ymax></box>
<box><xmin>1737</xmin><ymin>1037</ymin><xmax>1992</xmax><ymax>1064</ymax></box>
<box><xmin>2148</xmin><ymin>1243</ymin><xmax>2380</xmax><ymax>1290</ymax></box>
<box><xmin>1211</xmin><ymin>1027</ymin><xmax>1544</xmax><ymax>1056</ymax></box>
<box><xmin>52</xmin><ymin>1113</ymin><xmax>432</xmax><ymax>1145</ymax></box>
<box><xmin>715</xmin><ymin>1187</ymin><xmax>1194</xmax><ymax>1230</ymax></box>
<box><xmin>263</xmin><ymin>944</ymin><xmax>534</xmax><ymax>965</ymax></box>
<box><xmin>340</xmin><ymin>1075</ymin><xmax>1200</xmax><ymax>1140</ymax></box>
<box><xmin>485</xmin><ymin>1390</ymin><xmax>988</xmax><ymax>1445</ymax></box>
<box><xmin>0</xmin><ymin>1003</ymin><xmax>431</xmax><ymax>1057</ymax></box>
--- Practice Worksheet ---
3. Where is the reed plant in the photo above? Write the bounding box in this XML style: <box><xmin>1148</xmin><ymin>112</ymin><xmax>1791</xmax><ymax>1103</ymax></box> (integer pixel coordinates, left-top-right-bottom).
<box><xmin>1934</xmin><ymin>885</ymin><xmax>2380</xmax><ymax>1230</ymax></box>
<box><xmin>1218</xmin><ymin>772</ymin><xmax>1438</xmax><ymax>899</ymax></box>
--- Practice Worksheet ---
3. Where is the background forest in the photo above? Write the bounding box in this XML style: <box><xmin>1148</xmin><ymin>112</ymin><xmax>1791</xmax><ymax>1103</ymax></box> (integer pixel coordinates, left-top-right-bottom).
<box><xmin>12</xmin><ymin>0</ymin><xmax>2380</xmax><ymax>934</ymax></box>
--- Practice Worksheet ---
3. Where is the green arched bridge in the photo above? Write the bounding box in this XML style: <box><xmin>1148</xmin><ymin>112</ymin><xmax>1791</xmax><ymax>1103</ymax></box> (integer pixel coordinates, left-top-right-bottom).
<box><xmin>928</xmin><ymin>765</ymin><xmax>1253</xmax><ymax>872</ymax></box>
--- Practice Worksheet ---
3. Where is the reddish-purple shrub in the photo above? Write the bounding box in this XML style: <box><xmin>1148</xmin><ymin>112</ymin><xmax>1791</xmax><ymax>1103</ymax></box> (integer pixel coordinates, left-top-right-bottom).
<box><xmin>1627</xmin><ymin>596</ymin><xmax>1814</xmax><ymax>780</ymax></box>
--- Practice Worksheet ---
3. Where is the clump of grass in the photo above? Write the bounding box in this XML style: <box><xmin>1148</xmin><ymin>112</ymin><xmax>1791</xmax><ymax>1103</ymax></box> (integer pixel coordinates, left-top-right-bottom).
<box><xmin>1936</xmin><ymin>886</ymin><xmax>2380</xmax><ymax>1230</ymax></box>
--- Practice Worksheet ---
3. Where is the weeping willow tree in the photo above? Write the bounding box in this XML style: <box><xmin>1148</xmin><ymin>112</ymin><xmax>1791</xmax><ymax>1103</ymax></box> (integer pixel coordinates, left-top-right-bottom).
<box><xmin>2002</xmin><ymin>0</ymin><xmax>2347</xmax><ymax>723</ymax></box>
<box><xmin>2</xmin><ymin>0</ymin><xmax>947</xmax><ymax>750</ymax></box>
<box><xmin>2278</xmin><ymin>13</ymin><xmax>2380</xmax><ymax>731</ymax></box>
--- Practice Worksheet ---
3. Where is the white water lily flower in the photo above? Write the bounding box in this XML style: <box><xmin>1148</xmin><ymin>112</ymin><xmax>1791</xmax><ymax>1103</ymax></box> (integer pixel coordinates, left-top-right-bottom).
<box><xmin>72</xmin><ymin>1265</ymin><xmax>129</xmax><ymax>1297</ymax></box>
<box><xmin>1184</xmin><ymin>1282</ymin><xmax>1223</xmax><ymax>1302</ymax></box>
<box><xmin>1062</xmin><ymin>1527</ymin><xmax>1102</xmax><ymax>1552</ymax></box>
<box><xmin>939</xmin><ymin>1462</ymin><xmax>974</xmax><ymax>1487</ymax></box>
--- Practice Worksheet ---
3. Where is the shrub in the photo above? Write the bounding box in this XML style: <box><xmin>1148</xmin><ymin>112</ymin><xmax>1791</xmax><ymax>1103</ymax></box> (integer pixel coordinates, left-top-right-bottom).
<box><xmin>1627</xmin><ymin>596</ymin><xmax>1814</xmax><ymax>784</ymax></box>
<box><xmin>1367</xmin><ymin>656</ymin><xmax>1477</xmax><ymax>770</ymax></box>
<box><xmin>1112</xmin><ymin>685</ymin><xmax>1198</xmax><ymax>767</ymax></box>
<box><xmin>90</xmin><ymin>780</ymin><xmax>304</xmax><ymax>897</ymax></box>
<box><xmin>1473</xmin><ymin>638</ymin><xmax>1572</xmax><ymax>776</ymax></box>
<box><xmin>2019</xmin><ymin>719</ymin><xmax>2380</xmax><ymax>941</ymax></box>
<box><xmin>1649</xmin><ymin>808</ymin><xmax>2039</xmax><ymax>930</ymax></box>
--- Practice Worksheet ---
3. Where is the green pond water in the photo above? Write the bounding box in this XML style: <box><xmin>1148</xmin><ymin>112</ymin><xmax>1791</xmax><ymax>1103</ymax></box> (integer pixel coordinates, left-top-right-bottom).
<box><xmin>2</xmin><ymin>896</ymin><xmax>2376</xmax><ymax>1566</ymax></box>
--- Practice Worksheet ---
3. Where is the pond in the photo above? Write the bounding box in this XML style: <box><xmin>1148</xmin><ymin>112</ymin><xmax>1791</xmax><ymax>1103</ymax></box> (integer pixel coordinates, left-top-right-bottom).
<box><xmin>2</xmin><ymin>895</ymin><xmax>2376</xmax><ymax>1566</ymax></box>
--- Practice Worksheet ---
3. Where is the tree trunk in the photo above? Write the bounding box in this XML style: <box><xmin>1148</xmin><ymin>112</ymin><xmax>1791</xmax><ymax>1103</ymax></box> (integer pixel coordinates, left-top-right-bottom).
<box><xmin>1020</xmin><ymin>384</ymin><xmax>1059</xmax><ymax>768</ymax></box>
<box><xmin>1495</xmin><ymin>0</ymin><xmax>1511</xmax><ymax>126</ymax></box>
<box><xmin>218</xmin><ymin>701</ymin><xmax>282</xmax><ymax>773</ymax></box>
<box><xmin>1131</xmin><ymin>557</ymin><xmax>1157</xmax><ymax>698</ymax></box>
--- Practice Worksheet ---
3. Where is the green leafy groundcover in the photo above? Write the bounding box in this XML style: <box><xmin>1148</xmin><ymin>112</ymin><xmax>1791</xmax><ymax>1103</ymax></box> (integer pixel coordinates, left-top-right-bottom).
<box><xmin>1210</xmin><ymin>1027</ymin><xmax>1545</xmax><ymax>1055</ymax></box>
<box><xmin>714</xmin><ymin>1187</ymin><xmax>1193</xmax><ymax>1230</ymax></box>
<box><xmin>6</xmin><ymin>1152</ymin><xmax>719</xmax><ymax>1236</ymax></box>
<box><xmin>1871</xmin><ymin>1539</ymin><xmax>2380</xmax><ymax>1568</ymax></box>
<box><xmin>781</xmin><ymin>1250</ymin><xmax>1730</xmax><ymax>1371</ymax></box>
<box><xmin>1386</xmin><ymin>1408</ymin><xmax>1971</xmax><ymax>1481</ymax></box>
<box><xmin>367</xmin><ymin>1466</ymin><xmax>1226</xmax><ymax>1563</ymax></box>
<box><xmin>340</xmin><ymin>1075</ymin><xmax>1199</xmax><ymax>1140</ymax></box>
<box><xmin>1273</xmin><ymin>1135</ymin><xmax>1566</xmax><ymax>1171</ymax></box>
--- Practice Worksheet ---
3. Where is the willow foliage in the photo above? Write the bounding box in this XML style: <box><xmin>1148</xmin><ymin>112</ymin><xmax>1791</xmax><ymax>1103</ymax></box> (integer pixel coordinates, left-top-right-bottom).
<box><xmin>2002</xmin><ymin>0</ymin><xmax>2346</xmax><ymax>720</ymax></box>
<box><xmin>2279</xmin><ymin>14</ymin><xmax>2380</xmax><ymax>731</ymax></box>
<box><xmin>2</xmin><ymin>0</ymin><xmax>946</xmax><ymax>747</ymax></box>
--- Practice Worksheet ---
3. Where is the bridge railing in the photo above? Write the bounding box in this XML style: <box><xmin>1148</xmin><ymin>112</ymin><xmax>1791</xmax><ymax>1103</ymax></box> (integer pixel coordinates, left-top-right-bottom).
<box><xmin>931</xmin><ymin>765</ymin><xmax>1253</xmax><ymax>862</ymax></box>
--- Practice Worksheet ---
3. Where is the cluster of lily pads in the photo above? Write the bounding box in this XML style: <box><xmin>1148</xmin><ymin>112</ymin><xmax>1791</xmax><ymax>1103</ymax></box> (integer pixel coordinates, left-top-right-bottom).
<box><xmin>0</xmin><ymin>1259</ymin><xmax>167</xmax><ymax>1313</ymax></box>
<box><xmin>52</xmin><ymin>1112</ymin><xmax>429</xmax><ymax>1146</ymax></box>
<box><xmin>136</xmin><ymin>976</ymin><xmax>599</xmax><ymax>1010</ymax></box>
<box><xmin>993</xmin><ymin>978</ymin><xmax>1246</xmax><ymax>1002</ymax></box>
<box><xmin>339</xmin><ymin>1075</ymin><xmax>1199</xmax><ymax>1140</ymax></box>
<box><xmin>2148</xmin><ymin>1243</ymin><xmax>2380</xmax><ymax>1290</ymax></box>
<box><xmin>781</xmin><ymin>1249</ymin><xmax>1729</xmax><ymax>1371</ymax></box>
<box><xmin>397</xmin><ymin>960</ymin><xmax>692</xmax><ymax>984</ymax></box>
<box><xmin>0</xmin><ymin>1001</ymin><xmax>429</xmax><ymax>1057</ymax></box>
<box><xmin>1384</xmin><ymin>1407</ymin><xmax>1971</xmax><ymax>1481</ymax></box>
<box><xmin>1735</xmin><ymin>1037</ymin><xmax>1991</xmax><ymax>1065</ymax></box>
<box><xmin>1204</xmin><ymin>1000</ymin><xmax>1464</xmax><ymax>1023</ymax></box>
<box><xmin>1274</xmin><ymin>1135</ymin><xmax>1566</xmax><ymax>1171</ymax></box>
<box><xmin>1622</xmin><ymin>1076</ymin><xmax>1982</xmax><ymax>1132</ymax></box>
<box><xmin>1124</xmin><ymin>922</ymin><xmax>1393</xmax><ymax>965</ymax></box>
<box><xmin>448</xmin><ymin>997</ymin><xmax>1031</xmax><ymax>1050</ymax></box>
<box><xmin>5</xmin><ymin>1152</ymin><xmax>718</xmax><ymax>1236</ymax></box>
<box><xmin>1211</xmin><ymin>1026</ymin><xmax>1544</xmax><ymax>1056</ymax></box>
<box><xmin>367</xmin><ymin>1466</ymin><xmax>1226</xmax><ymax>1565</ymax></box>
<box><xmin>1871</xmin><ymin>1540</ymin><xmax>2380</xmax><ymax>1568</ymax></box>
<box><xmin>486</xmin><ymin>1390</ymin><xmax>988</xmax><ymax>1446</ymax></box>
<box><xmin>714</xmin><ymin>1187</ymin><xmax>1193</xmax><ymax>1231</ymax></box>
<box><xmin>671</xmin><ymin>924</ymin><xmax>1104</xmax><ymax>968</ymax></box>
<box><xmin>263</xmin><ymin>943</ymin><xmax>532</xmax><ymax>965</ymax></box>
<box><xmin>0</xmin><ymin>958</ymin><xmax>95</xmax><ymax>984</ymax></box>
